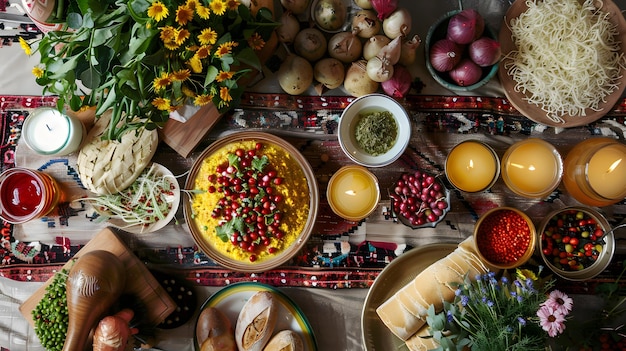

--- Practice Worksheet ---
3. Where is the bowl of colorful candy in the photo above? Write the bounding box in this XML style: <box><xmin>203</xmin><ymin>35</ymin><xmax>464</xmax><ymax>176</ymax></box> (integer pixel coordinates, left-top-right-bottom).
<box><xmin>473</xmin><ymin>207</ymin><xmax>536</xmax><ymax>269</ymax></box>
<box><xmin>388</xmin><ymin>170</ymin><xmax>451</xmax><ymax>228</ymax></box>
<box><xmin>538</xmin><ymin>207</ymin><xmax>615</xmax><ymax>281</ymax></box>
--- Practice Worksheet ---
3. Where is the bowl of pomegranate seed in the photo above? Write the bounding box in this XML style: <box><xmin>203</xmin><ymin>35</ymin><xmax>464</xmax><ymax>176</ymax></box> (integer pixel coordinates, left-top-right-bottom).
<box><xmin>473</xmin><ymin>207</ymin><xmax>536</xmax><ymax>270</ymax></box>
<box><xmin>538</xmin><ymin>206</ymin><xmax>615</xmax><ymax>281</ymax></box>
<box><xmin>183</xmin><ymin>131</ymin><xmax>319</xmax><ymax>272</ymax></box>
<box><xmin>389</xmin><ymin>170</ymin><xmax>451</xmax><ymax>228</ymax></box>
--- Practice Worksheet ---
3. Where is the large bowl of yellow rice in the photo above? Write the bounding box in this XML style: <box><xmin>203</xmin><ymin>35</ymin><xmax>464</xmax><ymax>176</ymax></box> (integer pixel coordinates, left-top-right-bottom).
<box><xmin>183</xmin><ymin>131</ymin><xmax>319</xmax><ymax>272</ymax></box>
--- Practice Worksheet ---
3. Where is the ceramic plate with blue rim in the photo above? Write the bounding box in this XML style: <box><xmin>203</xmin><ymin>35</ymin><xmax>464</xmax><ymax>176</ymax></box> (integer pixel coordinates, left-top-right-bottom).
<box><xmin>194</xmin><ymin>282</ymin><xmax>318</xmax><ymax>351</ymax></box>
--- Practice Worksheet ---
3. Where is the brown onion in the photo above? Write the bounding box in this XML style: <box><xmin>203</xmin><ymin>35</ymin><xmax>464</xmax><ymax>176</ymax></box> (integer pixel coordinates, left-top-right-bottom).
<box><xmin>469</xmin><ymin>37</ymin><xmax>501</xmax><ymax>67</ymax></box>
<box><xmin>429</xmin><ymin>38</ymin><xmax>462</xmax><ymax>72</ymax></box>
<box><xmin>381</xmin><ymin>64</ymin><xmax>411</xmax><ymax>98</ymax></box>
<box><xmin>447</xmin><ymin>9</ymin><xmax>484</xmax><ymax>45</ymax></box>
<box><xmin>448</xmin><ymin>58</ymin><xmax>482</xmax><ymax>86</ymax></box>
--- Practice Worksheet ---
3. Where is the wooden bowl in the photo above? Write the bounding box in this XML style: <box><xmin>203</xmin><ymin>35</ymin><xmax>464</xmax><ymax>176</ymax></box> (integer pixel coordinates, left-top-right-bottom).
<box><xmin>498</xmin><ymin>0</ymin><xmax>626</xmax><ymax>127</ymax></box>
<box><xmin>183</xmin><ymin>132</ymin><xmax>319</xmax><ymax>272</ymax></box>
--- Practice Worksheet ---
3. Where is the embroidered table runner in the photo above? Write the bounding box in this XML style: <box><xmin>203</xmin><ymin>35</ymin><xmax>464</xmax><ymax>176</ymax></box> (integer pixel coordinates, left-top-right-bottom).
<box><xmin>1</xmin><ymin>94</ymin><xmax>626</xmax><ymax>292</ymax></box>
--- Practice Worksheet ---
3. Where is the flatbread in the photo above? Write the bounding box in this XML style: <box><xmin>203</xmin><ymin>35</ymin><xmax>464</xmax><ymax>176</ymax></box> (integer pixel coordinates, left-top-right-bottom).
<box><xmin>76</xmin><ymin>110</ymin><xmax>158</xmax><ymax>195</ymax></box>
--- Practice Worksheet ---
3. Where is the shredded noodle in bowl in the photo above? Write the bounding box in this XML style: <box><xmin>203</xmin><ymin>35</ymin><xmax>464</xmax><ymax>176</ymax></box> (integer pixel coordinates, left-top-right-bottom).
<box><xmin>499</xmin><ymin>0</ymin><xmax>626</xmax><ymax>127</ymax></box>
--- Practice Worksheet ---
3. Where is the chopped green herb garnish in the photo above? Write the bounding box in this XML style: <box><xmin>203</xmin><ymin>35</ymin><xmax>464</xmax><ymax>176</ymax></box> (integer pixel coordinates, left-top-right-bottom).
<box><xmin>354</xmin><ymin>110</ymin><xmax>398</xmax><ymax>156</ymax></box>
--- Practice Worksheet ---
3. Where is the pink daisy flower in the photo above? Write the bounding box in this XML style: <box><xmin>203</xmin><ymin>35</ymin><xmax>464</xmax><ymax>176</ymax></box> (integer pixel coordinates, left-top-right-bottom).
<box><xmin>537</xmin><ymin>304</ymin><xmax>567</xmax><ymax>337</ymax></box>
<box><xmin>543</xmin><ymin>290</ymin><xmax>574</xmax><ymax>315</ymax></box>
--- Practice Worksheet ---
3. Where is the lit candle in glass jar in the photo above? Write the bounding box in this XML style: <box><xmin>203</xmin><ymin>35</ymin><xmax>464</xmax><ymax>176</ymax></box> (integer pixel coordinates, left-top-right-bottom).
<box><xmin>21</xmin><ymin>108</ymin><xmax>85</xmax><ymax>156</ymax></box>
<box><xmin>0</xmin><ymin>167</ymin><xmax>62</xmax><ymax>224</ymax></box>
<box><xmin>445</xmin><ymin>140</ymin><xmax>500</xmax><ymax>192</ymax></box>
<box><xmin>501</xmin><ymin>138</ymin><xmax>562</xmax><ymax>198</ymax></box>
<box><xmin>563</xmin><ymin>138</ymin><xmax>626</xmax><ymax>206</ymax></box>
<box><xmin>327</xmin><ymin>165</ymin><xmax>380</xmax><ymax>221</ymax></box>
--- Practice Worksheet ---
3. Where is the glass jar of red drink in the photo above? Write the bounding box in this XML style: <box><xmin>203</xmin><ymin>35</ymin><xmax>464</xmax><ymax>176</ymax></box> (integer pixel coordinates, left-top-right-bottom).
<box><xmin>0</xmin><ymin>168</ymin><xmax>62</xmax><ymax>224</ymax></box>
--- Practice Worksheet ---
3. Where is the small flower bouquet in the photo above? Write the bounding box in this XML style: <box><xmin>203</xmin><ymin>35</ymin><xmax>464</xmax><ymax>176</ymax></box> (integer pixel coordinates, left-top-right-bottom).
<box><xmin>21</xmin><ymin>0</ymin><xmax>277</xmax><ymax>140</ymax></box>
<box><xmin>426</xmin><ymin>269</ymin><xmax>572</xmax><ymax>351</ymax></box>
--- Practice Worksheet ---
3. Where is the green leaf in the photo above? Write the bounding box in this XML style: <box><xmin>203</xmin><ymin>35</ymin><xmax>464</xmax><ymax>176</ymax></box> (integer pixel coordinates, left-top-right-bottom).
<box><xmin>95</xmin><ymin>87</ymin><xmax>117</xmax><ymax>115</ymax></box>
<box><xmin>69</xmin><ymin>95</ymin><xmax>83</xmax><ymax>111</ymax></box>
<box><xmin>49</xmin><ymin>56</ymin><xmax>80</xmax><ymax>80</ymax></box>
<box><xmin>204</xmin><ymin>65</ymin><xmax>219</xmax><ymax>87</ymax></box>
<box><xmin>66</xmin><ymin>12</ymin><xmax>83</xmax><ymax>29</ymax></box>
<box><xmin>252</xmin><ymin>155</ymin><xmax>269</xmax><ymax>173</ymax></box>
<box><xmin>80</xmin><ymin>67</ymin><xmax>101</xmax><ymax>89</ymax></box>
<box><xmin>236</xmin><ymin>47</ymin><xmax>262</xmax><ymax>72</ymax></box>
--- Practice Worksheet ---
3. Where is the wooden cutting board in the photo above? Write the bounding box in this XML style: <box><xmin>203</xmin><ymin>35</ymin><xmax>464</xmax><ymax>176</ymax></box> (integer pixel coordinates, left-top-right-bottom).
<box><xmin>19</xmin><ymin>227</ymin><xmax>177</xmax><ymax>328</ymax></box>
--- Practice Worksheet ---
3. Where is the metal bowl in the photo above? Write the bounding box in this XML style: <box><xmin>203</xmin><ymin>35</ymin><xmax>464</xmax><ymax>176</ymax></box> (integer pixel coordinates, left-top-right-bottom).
<box><xmin>473</xmin><ymin>206</ymin><xmax>536</xmax><ymax>270</ymax></box>
<box><xmin>537</xmin><ymin>206</ymin><xmax>615</xmax><ymax>281</ymax></box>
<box><xmin>183</xmin><ymin>131</ymin><xmax>319</xmax><ymax>272</ymax></box>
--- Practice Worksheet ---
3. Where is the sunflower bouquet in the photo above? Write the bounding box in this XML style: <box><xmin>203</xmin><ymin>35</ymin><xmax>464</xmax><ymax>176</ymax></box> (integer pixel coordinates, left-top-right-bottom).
<box><xmin>21</xmin><ymin>0</ymin><xmax>276</xmax><ymax>140</ymax></box>
<box><xmin>425</xmin><ymin>269</ymin><xmax>573</xmax><ymax>351</ymax></box>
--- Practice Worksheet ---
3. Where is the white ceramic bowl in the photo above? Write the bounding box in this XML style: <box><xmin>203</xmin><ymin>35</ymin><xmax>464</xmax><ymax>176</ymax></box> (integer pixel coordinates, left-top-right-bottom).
<box><xmin>338</xmin><ymin>94</ymin><xmax>411</xmax><ymax>167</ymax></box>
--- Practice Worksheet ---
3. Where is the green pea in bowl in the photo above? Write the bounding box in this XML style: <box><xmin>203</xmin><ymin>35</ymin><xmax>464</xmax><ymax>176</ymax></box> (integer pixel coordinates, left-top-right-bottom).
<box><xmin>338</xmin><ymin>93</ymin><xmax>411</xmax><ymax>167</ymax></box>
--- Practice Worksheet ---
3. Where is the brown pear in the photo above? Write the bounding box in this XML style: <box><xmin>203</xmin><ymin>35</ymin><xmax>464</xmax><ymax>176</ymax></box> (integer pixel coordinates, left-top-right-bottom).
<box><xmin>62</xmin><ymin>250</ymin><xmax>126</xmax><ymax>351</ymax></box>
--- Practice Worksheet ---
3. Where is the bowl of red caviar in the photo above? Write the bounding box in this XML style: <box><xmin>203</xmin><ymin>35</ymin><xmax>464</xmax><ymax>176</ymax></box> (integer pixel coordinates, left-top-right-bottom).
<box><xmin>538</xmin><ymin>207</ymin><xmax>614</xmax><ymax>281</ymax></box>
<box><xmin>473</xmin><ymin>207</ymin><xmax>536</xmax><ymax>270</ymax></box>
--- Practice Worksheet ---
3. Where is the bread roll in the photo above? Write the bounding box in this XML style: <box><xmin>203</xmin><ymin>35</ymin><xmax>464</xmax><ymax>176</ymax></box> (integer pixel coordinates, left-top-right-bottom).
<box><xmin>196</xmin><ymin>307</ymin><xmax>237</xmax><ymax>351</ymax></box>
<box><xmin>235</xmin><ymin>291</ymin><xmax>278</xmax><ymax>351</ymax></box>
<box><xmin>375</xmin><ymin>237</ymin><xmax>498</xmax><ymax>341</ymax></box>
<box><xmin>263</xmin><ymin>330</ymin><xmax>303</xmax><ymax>351</ymax></box>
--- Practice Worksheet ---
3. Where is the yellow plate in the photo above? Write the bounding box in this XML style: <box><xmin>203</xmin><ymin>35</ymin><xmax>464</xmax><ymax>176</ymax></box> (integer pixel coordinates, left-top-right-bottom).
<box><xmin>360</xmin><ymin>243</ymin><xmax>457</xmax><ymax>350</ymax></box>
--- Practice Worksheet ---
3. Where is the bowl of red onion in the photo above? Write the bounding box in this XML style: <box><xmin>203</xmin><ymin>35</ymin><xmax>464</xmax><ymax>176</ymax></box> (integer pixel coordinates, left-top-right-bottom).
<box><xmin>425</xmin><ymin>8</ymin><xmax>501</xmax><ymax>92</ymax></box>
<box><xmin>389</xmin><ymin>170</ymin><xmax>451</xmax><ymax>228</ymax></box>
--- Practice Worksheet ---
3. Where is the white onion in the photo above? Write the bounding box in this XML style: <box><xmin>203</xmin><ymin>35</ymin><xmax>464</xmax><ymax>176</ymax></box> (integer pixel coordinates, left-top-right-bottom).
<box><xmin>363</xmin><ymin>35</ymin><xmax>391</xmax><ymax>60</ymax></box>
<box><xmin>351</xmin><ymin>9</ymin><xmax>381</xmax><ymax>39</ymax></box>
<box><xmin>382</xmin><ymin>7</ymin><xmax>411</xmax><ymax>39</ymax></box>
<box><xmin>366</xmin><ymin>56</ymin><xmax>394</xmax><ymax>82</ymax></box>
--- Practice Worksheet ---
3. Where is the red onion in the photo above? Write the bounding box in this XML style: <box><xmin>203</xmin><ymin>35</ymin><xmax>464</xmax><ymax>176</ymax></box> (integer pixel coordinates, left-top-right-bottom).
<box><xmin>371</xmin><ymin>0</ymin><xmax>398</xmax><ymax>21</ymax></box>
<box><xmin>381</xmin><ymin>64</ymin><xmax>412</xmax><ymax>98</ymax></box>
<box><xmin>469</xmin><ymin>37</ymin><xmax>501</xmax><ymax>67</ymax></box>
<box><xmin>447</xmin><ymin>9</ymin><xmax>485</xmax><ymax>45</ymax></box>
<box><xmin>429</xmin><ymin>39</ymin><xmax>462</xmax><ymax>72</ymax></box>
<box><xmin>449</xmin><ymin>58</ymin><xmax>482</xmax><ymax>86</ymax></box>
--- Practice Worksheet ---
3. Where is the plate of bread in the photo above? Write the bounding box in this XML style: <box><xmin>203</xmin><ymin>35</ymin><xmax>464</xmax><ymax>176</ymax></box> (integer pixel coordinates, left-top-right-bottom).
<box><xmin>361</xmin><ymin>237</ymin><xmax>499</xmax><ymax>350</ymax></box>
<box><xmin>194</xmin><ymin>282</ymin><xmax>318</xmax><ymax>351</ymax></box>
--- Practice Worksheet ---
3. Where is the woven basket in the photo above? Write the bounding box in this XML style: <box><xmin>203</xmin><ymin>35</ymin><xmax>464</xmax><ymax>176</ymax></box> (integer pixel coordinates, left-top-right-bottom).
<box><xmin>76</xmin><ymin>110</ymin><xmax>158</xmax><ymax>195</ymax></box>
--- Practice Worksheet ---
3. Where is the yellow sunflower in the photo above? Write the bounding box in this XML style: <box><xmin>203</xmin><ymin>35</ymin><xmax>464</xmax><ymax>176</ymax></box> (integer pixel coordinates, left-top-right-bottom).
<box><xmin>19</xmin><ymin>37</ymin><xmax>31</xmax><ymax>56</ymax></box>
<box><xmin>32</xmin><ymin>66</ymin><xmax>44</xmax><ymax>78</ymax></box>
<box><xmin>171</xmin><ymin>69</ymin><xmax>191</xmax><ymax>81</ymax></box>
<box><xmin>216</xmin><ymin>70</ymin><xmax>234</xmax><ymax>82</ymax></box>
<box><xmin>175</xmin><ymin>5</ymin><xmax>194</xmax><ymax>26</ymax></box>
<box><xmin>220</xmin><ymin>86</ymin><xmax>233</xmax><ymax>102</ymax></box>
<box><xmin>194</xmin><ymin>94</ymin><xmax>213</xmax><ymax>106</ymax></box>
<box><xmin>152</xmin><ymin>97</ymin><xmax>171</xmax><ymax>111</ymax></box>
<box><xmin>210</xmin><ymin>0</ymin><xmax>227</xmax><ymax>16</ymax></box>
<box><xmin>147</xmin><ymin>1</ymin><xmax>169</xmax><ymax>22</ymax></box>
<box><xmin>153</xmin><ymin>72</ymin><xmax>172</xmax><ymax>91</ymax></box>
<box><xmin>198</xmin><ymin>28</ymin><xmax>217</xmax><ymax>45</ymax></box>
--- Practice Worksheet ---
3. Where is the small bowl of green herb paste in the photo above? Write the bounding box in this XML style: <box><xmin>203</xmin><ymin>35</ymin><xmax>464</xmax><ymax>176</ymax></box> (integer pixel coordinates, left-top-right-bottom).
<box><xmin>338</xmin><ymin>93</ymin><xmax>411</xmax><ymax>167</ymax></box>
